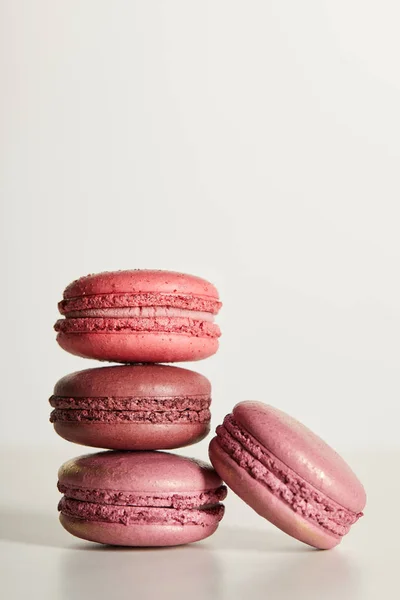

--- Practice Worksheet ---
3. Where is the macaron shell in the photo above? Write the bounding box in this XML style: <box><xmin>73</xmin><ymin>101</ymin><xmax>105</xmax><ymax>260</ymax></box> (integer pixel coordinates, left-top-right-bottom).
<box><xmin>233</xmin><ymin>402</ymin><xmax>366</xmax><ymax>513</ymax></box>
<box><xmin>58</xmin><ymin>451</ymin><xmax>223</xmax><ymax>494</ymax></box>
<box><xmin>51</xmin><ymin>365</ymin><xmax>211</xmax><ymax>450</ymax></box>
<box><xmin>209</xmin><ymin>437</ymin><xmax>339</xmax><ymax>550</ymax></box>
<box><xmin>53</xmin><ymin>422</ymin><xmax>210</xmax><ymax>450</ymax></box>
<box><xmin>57</xmin><ymin>332</ymin><xmax>219</xmax><ymax>363</ymax></box>
<box><xmin>63</xmin><ymin>270</ymin><xmax>219</xmax><ymax>300</ymax></box>
<box><xmin>60</xmin><ymin>513</ymin><xmax>220</xmax><ymax>547</ymax></box>
<box><xmin>53</xmin><ymin>364</ymin><xmax>211</xmax><ymax>398</ymax></box>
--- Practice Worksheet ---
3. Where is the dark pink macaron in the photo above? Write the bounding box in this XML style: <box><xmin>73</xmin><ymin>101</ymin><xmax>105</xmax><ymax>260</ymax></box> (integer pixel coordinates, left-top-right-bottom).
<box><xmin>209</xmin><ymin>402</ymin><xmax>366</xmax><ymax>550</ymax></box>
<box><xmin>55</xmin><ymin>270</ymin><xmax>221</xmax><ymax>363</ymax></box>
<box><xmin>50</xmin><ymin>364</ymin><xmax>212</xmax><ymax>450</ymax></box>
<box><xmin>58</xmin><ymin>451</ymin><xmax>227</xmax><ymax>546</ymax></box>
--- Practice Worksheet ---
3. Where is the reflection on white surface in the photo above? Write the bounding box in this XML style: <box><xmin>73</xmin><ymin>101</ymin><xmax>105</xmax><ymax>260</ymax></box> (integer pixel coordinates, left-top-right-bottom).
<box><xmin>0</xmin><ymin>507</ymin><xmax>223</xmax><ymax>600</ymax></box>
<box><xmin>208</xmin><ymin>527</ymin><xmax>359</xmax><ymax>600</ymax></box>
<box><xmin>232</xmin><ymin>544</ymin><xmax>359</xmax><ymax>600</ymax></box>
<box><xmin>60</xmin><ymin>544</ymin><xmax>222</xmax><ymax>600</ymax></box>
<box><xmin>0</xmin><ymin>510</ymin><xmax>359</xmax><ymax>600</ymax></box>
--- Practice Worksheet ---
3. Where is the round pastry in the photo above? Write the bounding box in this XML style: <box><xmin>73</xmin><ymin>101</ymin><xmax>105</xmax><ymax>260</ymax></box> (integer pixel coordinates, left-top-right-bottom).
<box><xmin>58</xmin><ymin>451</ymin><xmax>227</xmax><ymax>546</ymax></box>
<box><xmin>209</xmin><ymin>401</ymin><xmax>366</xmax><ymax>550</ymax></box>
<box><xmin>55</xmin><ymin>270</ymin><xmax>221</xmax><ymax>363</ymax></box>
<box><xmin>50</xmin><ymin>364</ymin><xmax>212</xmax><ymax>450</ymax></box>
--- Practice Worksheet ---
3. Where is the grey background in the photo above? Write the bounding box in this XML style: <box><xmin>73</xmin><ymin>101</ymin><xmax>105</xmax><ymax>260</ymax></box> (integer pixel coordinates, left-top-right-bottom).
<box><xmin>1</xmin><ymin>1</ymin><xmax>399</xmax><ymax>450</ymax></box>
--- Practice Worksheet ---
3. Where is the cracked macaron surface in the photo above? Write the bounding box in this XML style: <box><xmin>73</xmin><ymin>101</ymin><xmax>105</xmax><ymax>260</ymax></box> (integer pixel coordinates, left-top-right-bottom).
<box><xmin>55</xmin><ymin>270</ymin><xmax>221</xmax><ymax>363</ymax></box>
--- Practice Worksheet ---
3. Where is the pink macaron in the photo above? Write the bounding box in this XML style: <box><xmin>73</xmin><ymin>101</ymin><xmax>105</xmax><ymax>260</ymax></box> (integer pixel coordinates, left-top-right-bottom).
<box><xmin>50</xmin><ymin>364</ymin><xmax>212</xmax><ymax>450</ymax></box>
<box><xmin>209</xmin><ymin>402</ymin><xmax>366</xmax><ymax>550</ymax></box>
<box><xmin>58</xmin><ymin>451</ymin><xmax>227</xmax><ymax>546</ymax></box>
<box><xmin>55</xmin><ymin>270</ymin><xmax>221</xmax><ymax>363</ymax></box>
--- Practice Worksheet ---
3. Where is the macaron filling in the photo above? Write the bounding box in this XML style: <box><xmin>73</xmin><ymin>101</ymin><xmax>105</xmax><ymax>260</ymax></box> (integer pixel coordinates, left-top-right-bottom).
<box><xmin>58</xmin><ymin>484</ymin><xmax>227</xmax><ymax>526</ymax></box>
<box><xmin>58</xmin><ymin>483</ymin><xmax>227</xmax><ymax>508</ymax></box>
<box><xmin>55</xmin><ymin>316</ymin><xmax>220</xmax><ymax>338</ymax></box>
<box><xmin>56</xmin><ymin>292</ymin><xmax>221</xmax><ymax>338</ymax></box>
<box><xmin>50</xmin><ymin>395</ymin><xmax>211</xmax><ymax>424</ymax></box>
<box><xmin>59</xmin><ymin>293</ymin><xmax>221</xmax><ymax>315</ymax></box>
<box><xmin>59</xmin><ymin>498</ymin><xmax>224</xmax><ymax>526</ymax></box>
<box><xmin>216</xmin><ymin>415</ymin><xmax>363</xmax><ymax>538</ymax></box>
<box><xmin>64</xmin><ymin>307</ymin><xmax>215</xmax><ymax>322</ymax></box>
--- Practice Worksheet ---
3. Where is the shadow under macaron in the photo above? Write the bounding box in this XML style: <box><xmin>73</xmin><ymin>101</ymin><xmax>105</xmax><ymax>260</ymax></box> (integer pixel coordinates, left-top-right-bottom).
<box><xmin>205</xmin><ymin>524</ymin><xmax>313</xmax><ymax>553</ymax></box>
<box><xmin>58</xmin><ymin>539</ymin><xmax>223</xmax><ymax>600</ymax></box>
<box><xmin>0</xmin><ymin>508</ymin><xmax>72</xmax><ymax>549</ymax></box>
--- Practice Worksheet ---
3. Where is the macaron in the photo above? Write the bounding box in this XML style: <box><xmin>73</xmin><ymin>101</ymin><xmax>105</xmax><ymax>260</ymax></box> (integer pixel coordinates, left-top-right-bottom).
<box><xmin>58</xmin><ymin>451</ymin><xmax>227</xmax><ymax>546</ymax></box>
<box><xmin>50</xmin><ymin>364</ymin><xmax>212</xmax><ymax>450</ymax></box>
<box><xmin>55</xmin><ymin>269</ymin><xmax>221</xmax><ymax>363</ymax></box>
<box><xmin>209</xmin><ymin>402</ymin><xmax>366</xmax><ymax>550</ymax></box>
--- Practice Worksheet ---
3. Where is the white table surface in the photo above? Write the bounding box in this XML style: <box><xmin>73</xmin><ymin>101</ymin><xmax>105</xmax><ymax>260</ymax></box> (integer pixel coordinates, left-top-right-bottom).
<box><xmin>0</xmin><ymin>447</ymin><xmax>396</xmax><ymax>600</ymax></box>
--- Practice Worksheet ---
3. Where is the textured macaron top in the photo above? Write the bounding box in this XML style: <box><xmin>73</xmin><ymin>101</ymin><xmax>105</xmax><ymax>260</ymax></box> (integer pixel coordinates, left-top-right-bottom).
<box><xmin>62</xmin><ymin>270</ymin><xmax>219</xmax><ymax>299</ymax></box>
<box><xmin>58</xmin><ymin>451</ymin><xmax>223</xmax><ymax>493</ymax></box>
<box><xmin>231</xmin><ymin>402</ymin><xmax>366</xmax><ymax>513</ymax></box>
<box><xmin>52</xmin><ymin>364</ymin><xmax>211</xmax><ymax>399</ymax></box>
<box><xmin>59</xmin><ymin>270</ymin><xmax>220</xmax><ymax>313</ymax></box>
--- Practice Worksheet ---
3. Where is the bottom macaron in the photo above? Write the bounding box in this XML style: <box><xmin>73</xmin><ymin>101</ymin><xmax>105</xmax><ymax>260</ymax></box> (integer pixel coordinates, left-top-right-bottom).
<box><xmin>58</xmin><ymin>451</ymin><xmax>227</xmax><ymax>546</ymax></box>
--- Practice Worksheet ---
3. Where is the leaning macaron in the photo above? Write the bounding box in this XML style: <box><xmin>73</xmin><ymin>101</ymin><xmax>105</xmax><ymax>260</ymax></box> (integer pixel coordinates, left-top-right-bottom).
<box><xmin>50</xmin><ymin>364</ymin><xmax>212</xmax><ymax>450</ymax></box>
<box><xmin>209</xmin><ymin>402</ymin><xmax>366</xmax><ymax>550</ymax></box>
<box><xmin>55</xmin><ymin>270</ymin><xmax>221</xmax><ymax>363</ymax></box>
<box><xmin>58</xmin><ymin>451</ymin><xmax>227</xmax><ymax>546</ymax></box>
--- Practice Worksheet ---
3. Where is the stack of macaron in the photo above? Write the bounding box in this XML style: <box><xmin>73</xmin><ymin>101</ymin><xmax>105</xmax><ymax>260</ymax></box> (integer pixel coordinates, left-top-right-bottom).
<box><xmin>51</xmin><ymin>269</ymin><xmax>366</xmax><ymax>550</ymax></box>
<box><xmin>51</xmin><ymin>270</ymin><xmax>227</xmax><ymax>546</ymax></box>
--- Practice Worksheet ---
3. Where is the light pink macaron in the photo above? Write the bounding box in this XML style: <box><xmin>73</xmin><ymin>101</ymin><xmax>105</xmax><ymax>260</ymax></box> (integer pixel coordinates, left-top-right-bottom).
<box><xmin>55</xmin><ymin>270</ymin><xmax>221</xmax><ymax>363</ymax></box>
<box><xmin>58</xmin><ymin>451</ymin><xmax>227</xmax><ymax>546</ymax></box>
<box><xmin>209</xmin><ymin>402</ymin><xmax>366</xmax><ymax>550</ymax></box>
<box><xmin>50</xmin><ymin>364</ymin><xmax>212</xmax><ymax>450</ymax></box>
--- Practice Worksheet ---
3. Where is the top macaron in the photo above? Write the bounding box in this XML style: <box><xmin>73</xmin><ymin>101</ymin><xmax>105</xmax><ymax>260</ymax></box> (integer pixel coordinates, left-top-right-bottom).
<box><xmin>55</xmin><ymin>270</ymin><xmax>222</xmax><ymax>363</ymax></box>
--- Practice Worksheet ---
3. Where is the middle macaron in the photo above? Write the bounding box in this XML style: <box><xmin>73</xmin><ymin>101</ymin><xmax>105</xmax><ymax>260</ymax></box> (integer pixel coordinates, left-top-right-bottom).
<box><xmin>50</xmin><ymin>364</ymin><xmax>212</xmax><ymax>450</ymax></box>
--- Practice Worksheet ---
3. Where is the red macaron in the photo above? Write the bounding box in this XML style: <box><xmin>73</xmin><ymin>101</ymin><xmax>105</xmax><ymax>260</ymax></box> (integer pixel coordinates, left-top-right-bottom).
<box><xmin>209</xmin><ymin>402</ymin><xmax>366</xmax><ymax>550</ymax></box>
<box><xmin>50</xmin><ymin>364</ymin><xmax>212</xmax><ymax>450</ymax></box>
<box><xmin>58</xmin><ymin>451</ymin><xmax>227</xmax><ymax>546</ymax></box>
<box><xmin>55</xmin><ymin>270</ymin><xmax>221</xmax><ymax>363</ymax></box>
